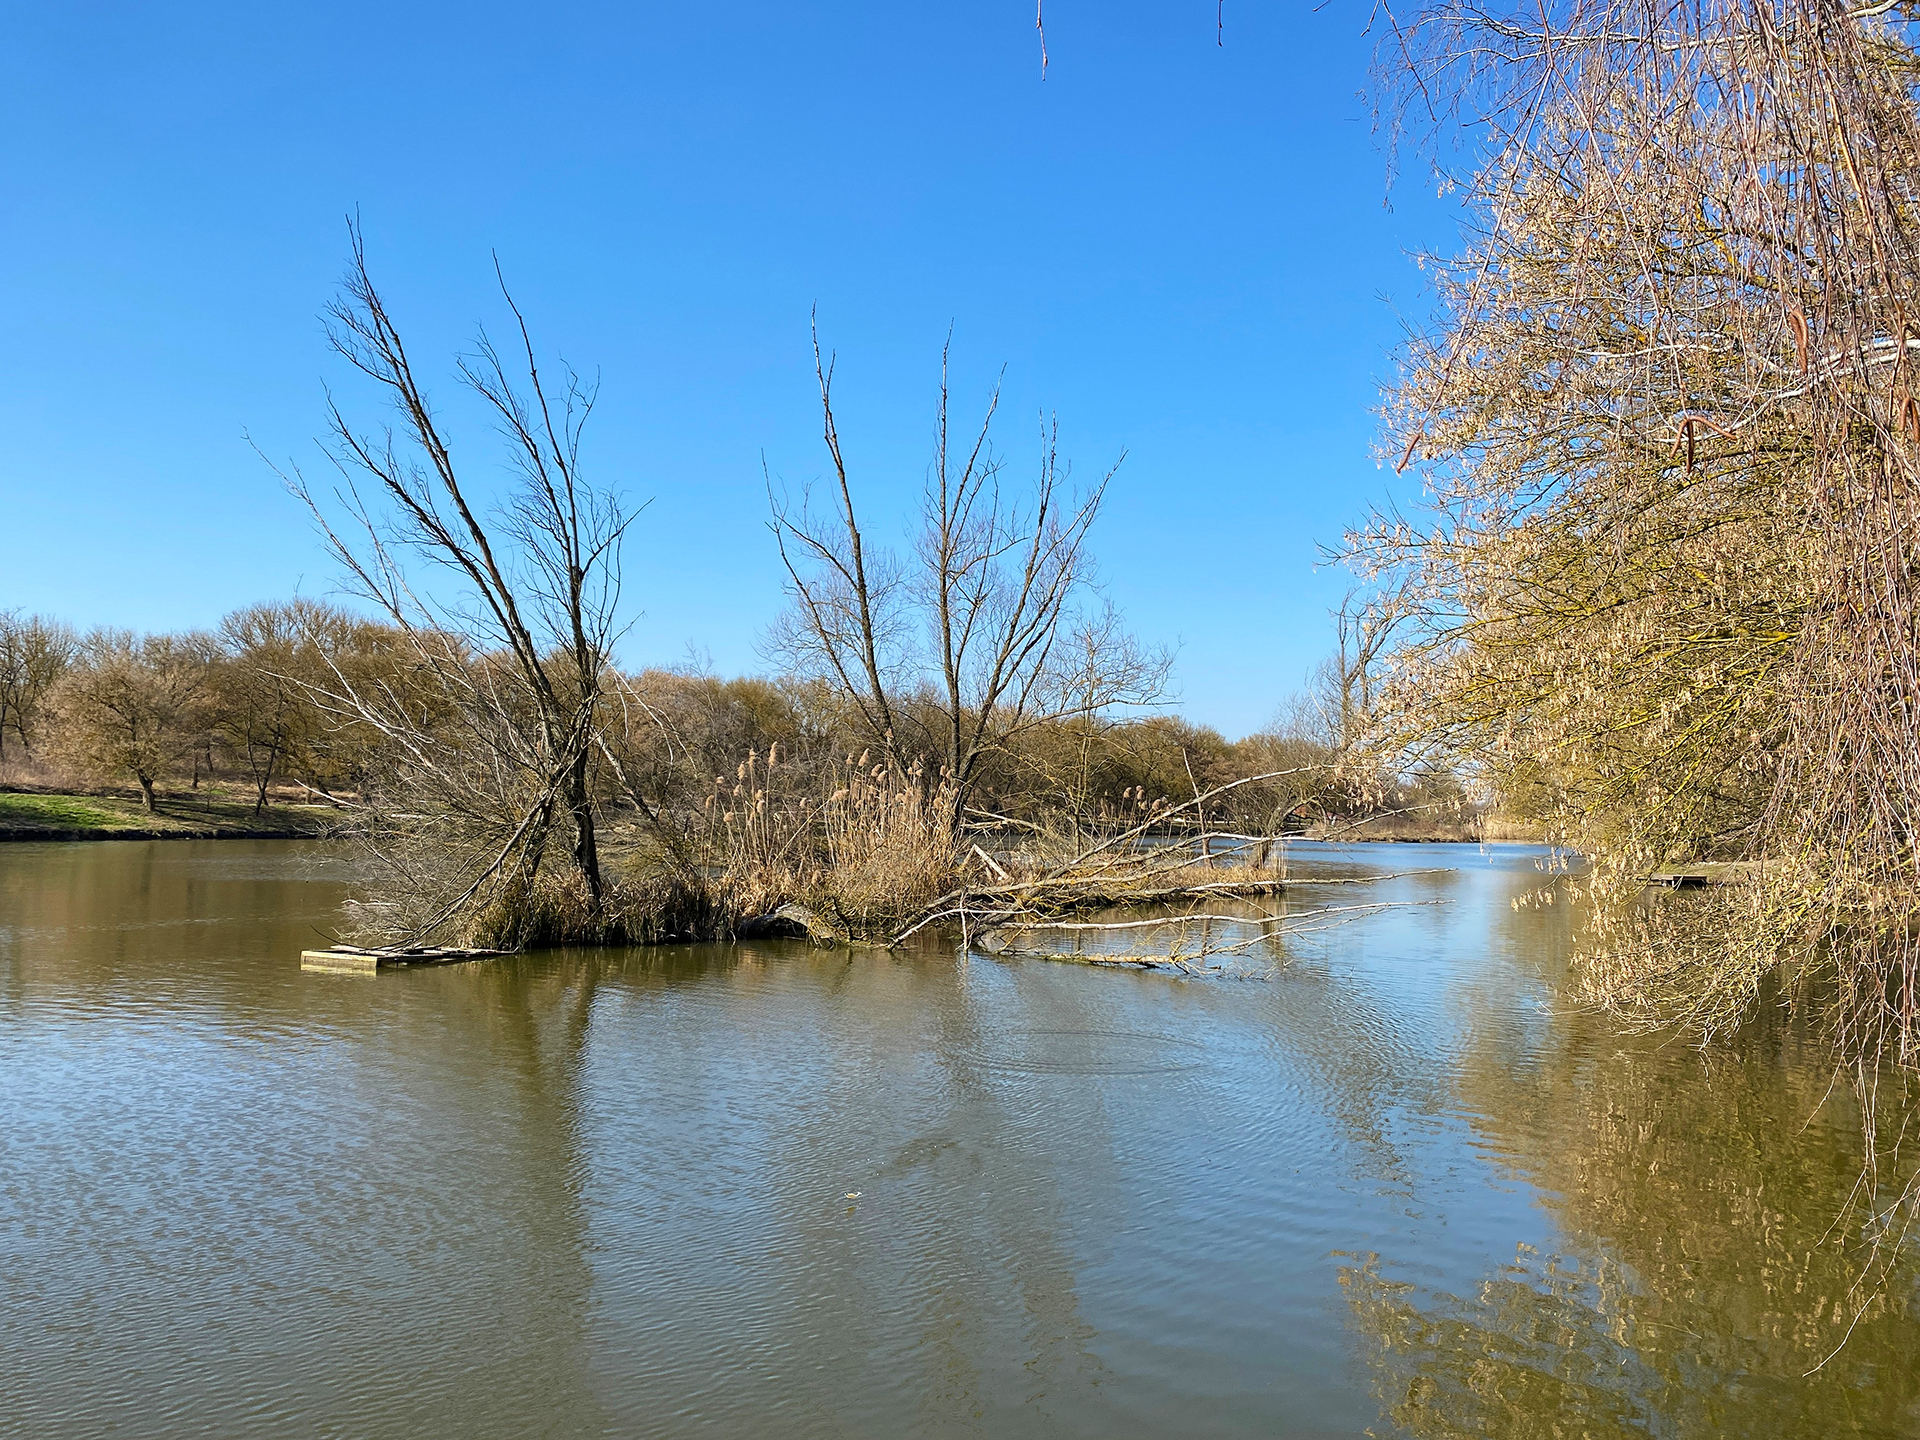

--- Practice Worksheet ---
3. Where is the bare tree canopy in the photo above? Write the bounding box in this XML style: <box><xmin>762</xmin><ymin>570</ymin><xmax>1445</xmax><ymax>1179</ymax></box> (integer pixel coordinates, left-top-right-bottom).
<box><xmin>279</xmin><ymin>221</ymin><xmax>638</xmax><ymax>941</ymax></box>
<box><xmin>51</xmin><ymin>630</ymin><xmax>211</xmax><ymax>810</ymax></box>
<box><xmin>212</xmin><ymin>599</ymin><xmax>354</xmax><ymax>816</ymax></box>
<box><xmin>0</xmin><ymin>612</ymin><xmax>75</xmax><ymax>763</ymax></box>
<box><xmin>768</xmin><ymin>327</ymin><xmax>1169</xmax><ymax>823</ymax></box>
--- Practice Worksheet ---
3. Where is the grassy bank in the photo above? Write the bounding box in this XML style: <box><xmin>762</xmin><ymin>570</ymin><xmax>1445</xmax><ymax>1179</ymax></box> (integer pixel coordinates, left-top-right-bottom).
<box><xmin>0</xmin><ymin>787</ymin><xmax>340</xmax><ymax>841</ymax></box>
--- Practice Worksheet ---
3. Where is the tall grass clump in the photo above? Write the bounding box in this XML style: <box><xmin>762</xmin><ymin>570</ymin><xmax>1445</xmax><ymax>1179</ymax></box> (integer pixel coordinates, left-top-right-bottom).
<box><xmin>702</xmin><ymin>746</ymin><xmax>961</xmax><ymax>938</ymax></box>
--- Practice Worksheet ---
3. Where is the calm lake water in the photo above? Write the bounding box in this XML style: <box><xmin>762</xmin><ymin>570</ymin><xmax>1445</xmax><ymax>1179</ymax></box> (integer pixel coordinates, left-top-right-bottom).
<box><xmin>3</xmin><ymin>840</ymin><xmax>1917</xmax><ymax>1437</ymax></box>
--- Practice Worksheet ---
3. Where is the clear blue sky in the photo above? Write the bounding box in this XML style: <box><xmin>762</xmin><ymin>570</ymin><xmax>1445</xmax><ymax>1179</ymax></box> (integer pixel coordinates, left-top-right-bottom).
<box><xmin>0</xmin><ymin>2</ymin><xmax>1458</xmax><ymax>738</ymax></box>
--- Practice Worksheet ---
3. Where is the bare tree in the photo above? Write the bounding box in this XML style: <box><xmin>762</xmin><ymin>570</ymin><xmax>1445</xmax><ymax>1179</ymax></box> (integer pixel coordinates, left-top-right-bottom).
<box><xmin>51</xmin><ymin>630</ymin><xmax>210</xmax><ymax>810</ymax></box>
<box><xmin>769</xmin><ymin>329</ymin><xmax>1168</xmax><ymax>826</ymax></box>
<box><xmin>0</xmin><ymin>612</ymin><xmax>76</xmax><ymax>762</ymax></box>
<box><xmin>1320</xmin><ymin>588</ymin><xmax>1387</xmax><ymax>751</ymax></box>
<box><xmin>213</xmin><ymin>600</ymin><xmax>345</xmax><ymax>816</ymax></box>
<box><xmin>281</xmin><ymin>221</ymin><xmax>636</xmax><ymax>939</ymax></box>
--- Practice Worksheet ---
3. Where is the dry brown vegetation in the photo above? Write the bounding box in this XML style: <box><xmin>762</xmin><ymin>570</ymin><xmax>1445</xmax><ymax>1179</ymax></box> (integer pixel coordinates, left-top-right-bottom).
<box><xmin>0</xmin><ymin>590</ymin><xmax>1469</xmax><ymax>944</ymax></box>
<box><xmin>1352</xmin><ymin>0</ymin><xmax>1920</xmax><ymax>1062</ymax></box>
<box><xmin>0</xmin><ymin>602</ymin><xmax>398</xmax><ymax>815</ymax></box>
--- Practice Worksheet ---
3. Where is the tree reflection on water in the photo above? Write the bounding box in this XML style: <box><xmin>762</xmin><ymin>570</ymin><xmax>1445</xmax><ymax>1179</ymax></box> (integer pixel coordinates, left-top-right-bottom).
<box><xmin>1338</xmin><ymin>1001</ymin><xmax>1920</xmax><ymax>1438</ymax></box>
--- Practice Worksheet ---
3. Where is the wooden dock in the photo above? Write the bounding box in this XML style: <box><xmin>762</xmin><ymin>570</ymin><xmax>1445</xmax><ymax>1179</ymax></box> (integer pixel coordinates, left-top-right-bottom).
<box><xmin>300</xmin><ymin>945</ymin><xmax>505</xmax><ymax>974</ymax></box>
<box><xmin>1644</xmin><ymin>861</ymin><xmax>1761</xmax><ymax>888</ymax></box>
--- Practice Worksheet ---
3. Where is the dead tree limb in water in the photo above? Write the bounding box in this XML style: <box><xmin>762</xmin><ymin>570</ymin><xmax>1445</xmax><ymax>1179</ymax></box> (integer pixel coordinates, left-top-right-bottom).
<box><xmin>885</xmin><ymin>768</ymin><xmax>1325</xmax><ymax>945</ymax></box>
<box><xmin>979</xmin><ymin>899</ymin><xmax>1450</xmax><ymax>976</ymax></box>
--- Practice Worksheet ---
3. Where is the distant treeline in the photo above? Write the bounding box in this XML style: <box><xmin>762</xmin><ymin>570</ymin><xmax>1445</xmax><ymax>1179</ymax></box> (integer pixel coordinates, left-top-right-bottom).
<box><xmin>0</xmin><ymin>603</ymin><xmax>1465</xmax><ymax>833</ymax></box>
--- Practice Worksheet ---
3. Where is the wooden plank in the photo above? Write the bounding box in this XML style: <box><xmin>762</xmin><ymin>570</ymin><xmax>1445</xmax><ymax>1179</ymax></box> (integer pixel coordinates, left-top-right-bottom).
<box><xmin>1644</xmin><ymin>861</ymin><xmax>1761</xmax><ymax>888</ymax></box>
<box><xmin>300</xmin><ymin>949</ymin><xmax>379</xmax><ymax>973</ymax></box>
<box><xmin>301</xmin><ymin>946</ymin><xmax>505</xmax><ymax>973</ymax></box>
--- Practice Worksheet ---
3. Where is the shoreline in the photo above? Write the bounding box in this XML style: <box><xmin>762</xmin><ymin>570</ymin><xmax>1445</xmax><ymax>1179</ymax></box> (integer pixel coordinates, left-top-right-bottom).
<box><xmin>0</xmin><ymin>827</ymin><xmax>1550</xmax><ymax>846</ymax></box>
<box><xmin>0</xmin><ymin>825</ymin><xmax>328</xmax><ymax>843</ymax></box>
<box><xmin>0</xmin><ymin>788</ymin><xmax>339</xmax><ymax>844</ymax></box>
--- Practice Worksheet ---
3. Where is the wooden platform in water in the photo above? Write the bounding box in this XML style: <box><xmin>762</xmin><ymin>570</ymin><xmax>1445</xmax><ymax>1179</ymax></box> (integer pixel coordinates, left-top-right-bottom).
<box><xmin>1644</xmin><ymin>861</ymin><xmax>1761</xmax><ymax>888</ymax></box>
<box><xmin>300</xmin><ymin>945</ymin><xmax>506</xmax><ymax>974</ymax></box>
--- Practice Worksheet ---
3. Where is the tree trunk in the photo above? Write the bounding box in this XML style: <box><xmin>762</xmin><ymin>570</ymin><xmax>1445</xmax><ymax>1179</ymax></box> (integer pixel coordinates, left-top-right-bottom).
<box><xmin>254</xmin><ymin>742</ymin><xmax>280</xmax><ymax>817</ymax></box>
<box><xmin>565</xmin><ymin>750</ymin><xmax>602</xmax><ymax>908</ymax></box>
<box><xmin>136</xmin><ymin>773</ymin><xmax>156</xmax><ymax>812</ymax></box>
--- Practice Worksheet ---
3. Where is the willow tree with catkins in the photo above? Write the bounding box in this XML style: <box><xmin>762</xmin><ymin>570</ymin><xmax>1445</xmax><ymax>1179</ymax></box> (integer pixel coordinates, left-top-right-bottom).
<box><xmin>1350</xmin><ymin>0</ymin><xmax>1920</xmax><ymax>1075</ymax></box>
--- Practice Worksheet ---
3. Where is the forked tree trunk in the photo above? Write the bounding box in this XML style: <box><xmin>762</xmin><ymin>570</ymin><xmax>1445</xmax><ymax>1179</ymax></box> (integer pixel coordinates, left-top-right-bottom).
<box><xmin>254</xmin><ymin>741</ymin><xmax>280</xmax><ymax>817</ymax></box>
<box><xmin>301</xmin><ymin>228</ymin><xmax>637</xmax><ymax>942</ymax></box>
<box><xmin>136</xmin><ymin>773</ymin><xmax>156</xmax><ymax>812</ymax></box>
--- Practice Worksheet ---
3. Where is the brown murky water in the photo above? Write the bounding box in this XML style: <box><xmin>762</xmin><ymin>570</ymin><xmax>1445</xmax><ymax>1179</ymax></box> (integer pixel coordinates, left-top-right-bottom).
<box><xmin>2</xmin><ymin>840</ymin><xmax>1917</xmax><ymax>1437</ymax></box>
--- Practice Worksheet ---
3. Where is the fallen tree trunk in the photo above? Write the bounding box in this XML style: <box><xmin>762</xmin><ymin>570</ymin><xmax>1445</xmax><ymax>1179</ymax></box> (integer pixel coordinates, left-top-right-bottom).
<box><xmin>736</xmin><ymin>901</ymin><xmax>848</xmax><ymax>944</ymax></box>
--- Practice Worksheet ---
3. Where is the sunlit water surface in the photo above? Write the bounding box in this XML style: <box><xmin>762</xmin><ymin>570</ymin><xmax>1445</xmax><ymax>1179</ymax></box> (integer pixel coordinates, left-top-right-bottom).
<box><xmin>3</xmin><ymin>840</ymin><xmax>1917</xmax><ymax>1437</ymax></box>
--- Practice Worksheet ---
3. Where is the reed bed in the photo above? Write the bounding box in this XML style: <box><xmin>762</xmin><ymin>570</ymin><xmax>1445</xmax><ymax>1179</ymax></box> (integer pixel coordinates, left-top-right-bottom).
<box><xmin>364</xmin><ymin>760</ymin><xmax>1425</xmax><ymax>971</ymax></box>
